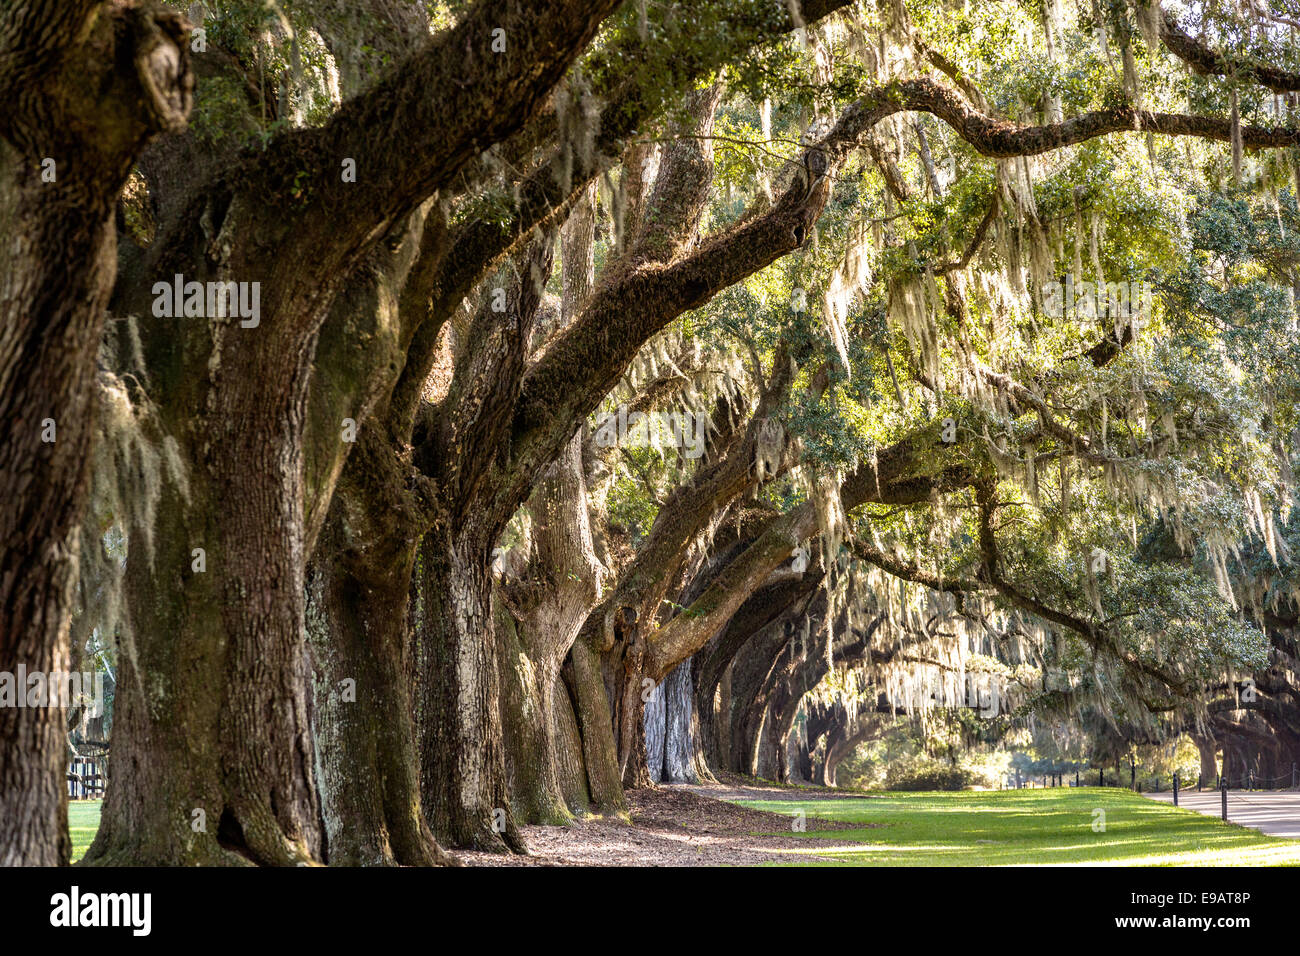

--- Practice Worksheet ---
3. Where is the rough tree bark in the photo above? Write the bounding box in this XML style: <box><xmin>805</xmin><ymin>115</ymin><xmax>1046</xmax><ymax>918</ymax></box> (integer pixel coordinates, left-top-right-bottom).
<box><xmin>415</xmin><ymin>525</ymin><xmax>523</xmax><ymax>851</ymax></box>
<box><xmin>89</xmin><ymin>0</ymin><xmax>619</xmax><ymax>865</ymax></box>
<box><xmin>499</xmin><ymin>184</ymin><xmax>606</xmax><ymax>823</ymax></box>
<box><xmin>288</xmin><ymin>0</ymin><xmax>859</xmax><ymax>836</ymax></box>
<box><xmin>0</xmin><ymin>0</ymin><xmax>192</xmax><ymax>866</ymax></box>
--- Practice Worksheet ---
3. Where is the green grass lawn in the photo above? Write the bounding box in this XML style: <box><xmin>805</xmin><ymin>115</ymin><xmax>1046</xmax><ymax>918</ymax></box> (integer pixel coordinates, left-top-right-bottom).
<box><xmin>736</xmin><ymin>788</ymin><xmax>1300</xmax><ymax>866</ymax></box>
<box><xmin>68</xmin><ymin>799</ymin><xmax>101</xmax><ymax>863</ymax></box>
<box><xmin>65</xmin><ymin>788</ymin><xmax>1300</xmax><ymax>865</ymax></box>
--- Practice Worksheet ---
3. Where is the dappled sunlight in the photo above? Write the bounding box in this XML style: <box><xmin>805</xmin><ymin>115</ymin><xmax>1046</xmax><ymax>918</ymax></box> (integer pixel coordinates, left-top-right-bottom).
<box><xmin>9</xmin><ymin>0</ymin><xmax>1300</xmax><ymax>885</ymax></box>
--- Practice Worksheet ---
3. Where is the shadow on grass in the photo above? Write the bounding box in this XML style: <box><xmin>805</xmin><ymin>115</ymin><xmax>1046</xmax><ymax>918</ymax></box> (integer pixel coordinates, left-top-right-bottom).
<box><xmin>735</xmin><ymin>788</ymin><xmax>1300</xmax><ymax>866</ymax></box>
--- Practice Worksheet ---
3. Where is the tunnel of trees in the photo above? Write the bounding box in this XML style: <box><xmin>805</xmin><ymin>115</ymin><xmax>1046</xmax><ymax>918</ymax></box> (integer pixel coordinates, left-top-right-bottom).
<box><xmin>4</xmin><ymin>0</ymin><xmax>1300</xmax><ymax>866</ymax></box>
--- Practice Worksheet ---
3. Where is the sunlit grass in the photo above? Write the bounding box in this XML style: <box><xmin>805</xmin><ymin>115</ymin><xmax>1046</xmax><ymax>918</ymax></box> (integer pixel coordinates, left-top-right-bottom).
<box><xmin>736</xmin><ymin>788</ymin><xmax>1300</xmax><ymax>866</ymax></box>
<box><xmin>68</xmin><ymin>799</ymin><xmax>101</xmax><ymax>863</ymax></box>
<box><xmin>66</xmin><ymin>789</ymin><xmax>1300</xmax><ymax>865</ymax></box>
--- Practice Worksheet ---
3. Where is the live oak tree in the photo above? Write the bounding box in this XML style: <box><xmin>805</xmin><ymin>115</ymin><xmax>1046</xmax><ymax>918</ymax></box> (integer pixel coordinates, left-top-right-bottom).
<box><xmin>295</xmin><ymin>0</ymin><xmax>856</xmax><ymax>856</ymax></box>
<box><xmin>591</xmin><ymin>0</ymin><xmax>1300</xmax><ymax>794</ymax></box>
<box><xmin>87</xmin><ymin>0</ymin><xmax>850</xmax><ymax>863</ymax></box>
<box><xmin>61</xmin><ymin>0</ymin><xmax>626</xmax><ymax>865</ymax></box>
<box><xmin>0</xmin><ymin>0</ymin><xmax>193</xmax><ymax>867</ymax></box>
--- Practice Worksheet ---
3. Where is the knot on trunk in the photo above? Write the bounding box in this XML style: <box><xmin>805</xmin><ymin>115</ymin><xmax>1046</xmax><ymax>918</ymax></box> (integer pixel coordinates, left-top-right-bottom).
<box><xmin>752</xmin><ymin>417</ymin><xmax>787</xmax><ymax>484</ymax></box>
<box><xmin>128</xmin><ymin>4</ymin><xmax>195</xmax><ymax>133</ymax></box>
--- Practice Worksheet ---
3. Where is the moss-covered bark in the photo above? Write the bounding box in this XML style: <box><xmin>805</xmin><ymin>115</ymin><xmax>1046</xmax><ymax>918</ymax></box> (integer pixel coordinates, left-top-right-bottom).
<box><xmin>0</xmin><ymin>0</ymin><xmax>192</xmax><ymax>866</ymax></box>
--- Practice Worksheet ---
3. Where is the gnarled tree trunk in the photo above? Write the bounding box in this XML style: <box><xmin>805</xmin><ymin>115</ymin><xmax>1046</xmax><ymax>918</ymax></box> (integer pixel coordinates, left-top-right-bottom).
<box><xmin>415</xmin><ymin>529</ymin><xmax>521</xmax><ymax>852</ymax></box>
<box><xmin>0</xmin><ymin>0</ymin><xmax>192</xmax><ymax>867</ymax></box>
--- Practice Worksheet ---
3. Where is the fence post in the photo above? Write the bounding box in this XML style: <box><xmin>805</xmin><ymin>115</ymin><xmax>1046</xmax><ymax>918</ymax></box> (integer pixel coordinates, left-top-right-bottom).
<box><xmin>1221</xmin><ymin>777</ymin><xmax>1228</xmax><ymax>822</ymax></box>
<box><xmin>1293</xmin><ymin>763</ymin><xmax>1297</xmax><ymax>790</ymax></box>
<box><xmin>1174</xmin><ymin>772</ymin><xmax>1179</xmax><ymax>807</ymax></box>
<box><xmin>1075</xmin><ymin>771</ymin><xmax>1079</xmax><ymax>787</ymax></box>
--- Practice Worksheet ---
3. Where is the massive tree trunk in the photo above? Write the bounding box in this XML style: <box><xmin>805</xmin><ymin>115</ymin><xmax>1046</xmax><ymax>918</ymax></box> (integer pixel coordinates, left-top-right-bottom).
<box><xmin>499</xmin><ymin>421</ymin><xmax>604</xmax><ymax>824</ymax></box>
<box><xmin>662</xmin><ymin>660</ymin><xmax>698</xmax><ymax>783</ymax></box>
<box><xmin>731</xmin><ymin>620</ymin><xmax>799</xmax><ymax>776</ymax></box>
<box><xmin>789</xmin><ymin>716</ymin><xmax>813</xmax><ymax>784</ymax></box>
<box><xmin>0</xmin><ymin>0</ymin><xmax>192</xmax><ymax>866</ymax></box>
<box><xmin>499</xmin><ymin>610</ymin><xmax>575</xmax><ymax>823</ymax></box>
<box><xmin>699</xmin><ymin>660</ymin><xmax>734</xmax><ymax>773</ymax></box>
<box><xmin>752</xmin><ymin>712</ymin><xmax>782</xmax><ymax>781</ymax></box>
<box><xmin>498</xmin><ymin>185</ymin><xmax>605</xmax><ymax>822</ymax></box>
<box><xmin>305</xmin><ymin>465</ymin><xmax>450</xmax><ymax>865</ymax></box>
<box><xmin>641</xmin><ymin>659</ymin><xmax>711</xmax><ymax>786</ymax></box>
<box><xmin>1193</xmin><ymin>734</ymin><xmax>1219</xmax><ymax>785</ymax></box>
<box><xmin>644</xmin><ymin>675</ymin><xmax>667</xmax><ymax>784</ymax></box>
<box><xmin>0</xmin><ymin>158</ymin><xmax>111</xmax><ymax>867</ymax></box>
<box><xmin>815</xmin><ymin>726</ymin><xmax>843</xmax><ymax>787</ymax></box>
<box><xmin>552</xmin><ymin>671</ymin><xmax>591</xmax><ymax>811</ymax></box>
<box><xmin>87</xmin><ymin>443</ymin><xmax>323</xmax><ymax>865</ymax></box>
<box><xmin>614</xmin><ymin>631</ymin><xmax>655</xmax><ymax>789</ymax></box>
<box><xmin>300</xmin><ymin>214</ymin><xmax>450</xmax><ymax>864</ymax></box>
<box><xmin>415</xmin><ymin>529</ymin><xmax>521</xmax><ymax>852</ymax></box>
<box><xmin>766</xmin><ymin>683</ymin><xmax>799</xmax><ymax>783</ymax></box>
<box><xmin>643</xmin><ymin>661</ymin><xmax>704</xmax><ymax>785</ymax></box>
<box><xmin>568</xmin><ymin>634</ymin><xmax>626</xmax><ymax>811</ymax></box>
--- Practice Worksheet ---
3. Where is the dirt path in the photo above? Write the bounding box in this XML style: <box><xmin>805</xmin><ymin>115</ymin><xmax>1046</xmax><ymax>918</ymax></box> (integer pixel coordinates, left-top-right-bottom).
<box><xmin>458</xmin><ymin>782</ymin><xmax>875</xmax><ymax>866</ymax></box>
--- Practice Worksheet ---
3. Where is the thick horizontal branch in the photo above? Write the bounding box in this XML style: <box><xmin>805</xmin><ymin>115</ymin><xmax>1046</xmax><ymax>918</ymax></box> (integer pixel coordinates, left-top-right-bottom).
<box><xmin>505</xmin><ymin>171</ymin><xmax>832</xmax><ymax>518</ymax></box>
<box><xmin>972</xmin><ymin>482</ymin><xmax>1188</xmax><ymax>693</ymax></box>
<box><xmin>195</xmin><ymin>0</ymin><xmax>619</xmax><ymax>340</ymax></box>
<box><xmin>1159</xmin><ymin>6</ymin><xmax>1300</xmax><ymax>94</ymax></box>
<box><xmin>829</xmin><ymin>78</ymin><xmax>1300</xmax><ymax>162</ymax></box>
<box><xmin>645</xmin><ymin>422</ymin><xmax>988</xmax><ymax>677</ymax></box>
<box><xmin>395</xmin><ymin>0</ymin><xmax>857</xmax><ymax>432</ymax></box>
<box><xmin>846</xmin><ymin>538</ymin><xmax>983</xmax><ymax>594</ymax></box>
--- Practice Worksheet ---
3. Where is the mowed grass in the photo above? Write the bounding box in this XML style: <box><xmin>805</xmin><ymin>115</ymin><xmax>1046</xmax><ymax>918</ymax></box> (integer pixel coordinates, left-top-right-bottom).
<box><xmin>64</xmin><ymin>789</ymin><xmax>1300</xmax><ymax>865</ymax></box>
<box><xmin>735</xmin><ymin>788</ymin><xmax>1300</xmax><ymax>866</ymax></box>
<box><xmin>68</xmin><ymin>799</ymin><xmax>101</xmax><ymax>863</ymax></box>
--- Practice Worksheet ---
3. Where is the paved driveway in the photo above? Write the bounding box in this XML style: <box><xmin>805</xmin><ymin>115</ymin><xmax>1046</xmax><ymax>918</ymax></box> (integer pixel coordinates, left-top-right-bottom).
<box><xmin>1146</xmin><ymin>789</ymin><xmax>1300</xmax><ymax>838</ymax></box>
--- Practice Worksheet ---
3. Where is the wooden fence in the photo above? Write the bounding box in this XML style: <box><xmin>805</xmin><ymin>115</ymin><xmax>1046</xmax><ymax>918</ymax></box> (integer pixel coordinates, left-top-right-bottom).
<box><xmin>66</xmin><ymin>755</ymin><xmax>105</xmax><ymax>799</ymax></box>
